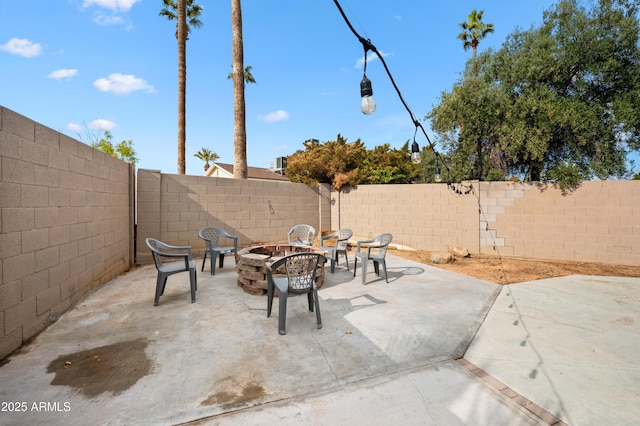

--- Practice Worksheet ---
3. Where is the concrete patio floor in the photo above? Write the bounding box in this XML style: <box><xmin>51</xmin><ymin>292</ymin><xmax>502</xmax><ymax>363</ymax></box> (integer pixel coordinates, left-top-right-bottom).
<box><xmin>0</xmin><ymin>254</ymin><xmax>638</xmax><ymax>425</ymax></box>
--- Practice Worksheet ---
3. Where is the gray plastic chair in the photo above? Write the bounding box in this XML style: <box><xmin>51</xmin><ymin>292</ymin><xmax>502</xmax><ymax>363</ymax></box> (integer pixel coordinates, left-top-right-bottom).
<box><xmin>353</xmin><ymin>233</ymin><xmax>393</xmax><ymax>285</ymax></box>
<box><xmin>198</xmin><ymin>227</ymin><xmax>238</xmax><ymax>275</ymax></box>
<box><xmin>146</xmin><ymin>238</ymin><xmax>197</xmax><ymax>305</ymax></box>
<box><xmin>287</xmin><ymin>224</ymin><xmax>316</xmax><ymax>246</ymax></box>
<box><xmin>266</xmin><ymin>252</ymin><xmax>327</xmax><ymax>335</ymax></box>
<box><xmin>319</xmin><ymin>228</ymin><xmax>353</xmax><ymax>273</ymax></box>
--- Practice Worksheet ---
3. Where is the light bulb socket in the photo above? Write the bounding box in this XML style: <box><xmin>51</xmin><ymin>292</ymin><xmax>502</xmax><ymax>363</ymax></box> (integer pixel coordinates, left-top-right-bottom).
<box><xmin>411</xmin><ymin>140</ymin><xmax>420</xmax><ymax>154</ymax></box>
<box><xmin>360</xmin><ymin>76</ymin><xmax>373</xmax><ymax>98</ymax></box>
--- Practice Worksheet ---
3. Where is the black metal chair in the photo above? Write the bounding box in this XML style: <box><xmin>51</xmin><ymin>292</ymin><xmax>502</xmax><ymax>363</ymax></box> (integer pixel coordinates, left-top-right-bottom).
<box><xmin>319</xmin><ymin>228</ymin><xmax>353</xmax><ymax>273</ymax></box>
<box><xmin>198</xmin><ymin>227</ymin><xmax>238</xmax><ymax>275</ymax></box>
<box><xmin>266</xmin><ymin>252</ymin><xmax>326</xmax><ymax>335</ymax></box>
<box><xmin>353</xmin><ymin>233</ymin><xmax>393</xmax><ymax>285</ymax></box>
<box><xmin>146</xmin><ymin>238</ymin><xmax>197</xmax><ymax>306</ymax></box>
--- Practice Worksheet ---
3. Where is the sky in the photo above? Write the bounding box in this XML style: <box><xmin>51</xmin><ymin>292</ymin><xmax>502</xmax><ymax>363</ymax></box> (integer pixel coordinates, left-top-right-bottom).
<box><xmin>1</xmin><ymin>0</ymin><xmax>574</xmax><ymax>176</ymax></box>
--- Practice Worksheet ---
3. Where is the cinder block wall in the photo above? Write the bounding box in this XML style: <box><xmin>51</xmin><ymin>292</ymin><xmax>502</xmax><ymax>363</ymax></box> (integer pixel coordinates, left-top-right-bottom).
<box><xmin>332</xmin><ymin>180</ymin><xmax>639</xmax><ymax>266</ymax></box>
<box><xmin>135</xmin><ymin>169</ymin><xmax>325</xmax><ymax>265</ymax></box>
<box><xmin>479</xmin><ymin>181</ymin><xmax>640</xmax><ymax>264</ymax></box>
<box><xmin>333</xmin><ymin>182</ymin><xmax>480</xmax><ymax>251</ymax></box>
<box><xmin>0</xmin><ymin>107</ymin><xmax>134</xmax><ymax>359</ymax></box>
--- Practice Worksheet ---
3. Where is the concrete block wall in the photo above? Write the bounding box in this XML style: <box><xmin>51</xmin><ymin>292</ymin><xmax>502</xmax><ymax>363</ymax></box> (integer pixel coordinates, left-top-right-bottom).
<box><xmin>0</xmin><ymin>107</ymin><xmax>134</xmax><ymax>359</ymax></box>
<box><xmin>479</xmin><ymin>181</ymin><xmax>640</xmax><ymax>264</ymax></box>
<box><xmin>136</xmin><ymin>169</ymin><xmax>326</xmax><ymax>265</ymax></box>
<box><xmin>334</xmin><ymin>182</ymin><xmax>480</xmax><ymax>252</ymax></box>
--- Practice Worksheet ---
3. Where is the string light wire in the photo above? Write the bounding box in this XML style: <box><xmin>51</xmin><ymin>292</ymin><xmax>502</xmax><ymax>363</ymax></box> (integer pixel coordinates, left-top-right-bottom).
<box><xmin>332</xmin><ymin>1</ymin><xmax>447</xmax><ymax>174</ymax></box>
<box><xmin>332</xmin><ymin>1</ymin><xmax>515</xmax><ymax>284</ymax></box>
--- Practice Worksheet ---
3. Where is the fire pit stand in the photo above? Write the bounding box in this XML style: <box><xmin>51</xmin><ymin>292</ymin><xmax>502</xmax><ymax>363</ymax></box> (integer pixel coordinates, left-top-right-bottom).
<box><xmin>235</xmin><ymin>244</ymin><xmax>326</xmax><ymax>295</ymax></box>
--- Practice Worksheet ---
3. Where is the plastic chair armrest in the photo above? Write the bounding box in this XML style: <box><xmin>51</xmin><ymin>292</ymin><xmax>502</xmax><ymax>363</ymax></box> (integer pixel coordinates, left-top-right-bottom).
<box><xmin>356</xmin><ymin>238</ymin><xmax>375</xmax><ymax>253</ymax></box>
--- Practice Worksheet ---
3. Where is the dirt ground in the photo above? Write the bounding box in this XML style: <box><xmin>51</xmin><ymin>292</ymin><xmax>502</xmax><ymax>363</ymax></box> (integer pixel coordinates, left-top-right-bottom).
<box><xmin>390</xmin><ymin>249</ymin><xmax>640</xmax><ymax>285</ymax></box>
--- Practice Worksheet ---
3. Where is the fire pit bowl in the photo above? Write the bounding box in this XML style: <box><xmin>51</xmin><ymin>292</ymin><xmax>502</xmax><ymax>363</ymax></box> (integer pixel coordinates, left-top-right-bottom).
<box><xmin>235</xmin><ymin>244</ymin><xmax>327</xmax><ymax>295</ymax></box>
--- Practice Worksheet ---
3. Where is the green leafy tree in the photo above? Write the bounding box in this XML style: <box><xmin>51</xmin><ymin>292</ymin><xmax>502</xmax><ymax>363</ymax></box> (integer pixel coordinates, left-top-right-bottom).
<box><xmin>430</xmin><ymin>0</ymin><xmax>640</xmax><ymax>192</ymax></box>
<box><xmin>457</xmin><ymin>9</ymin><xmax>494</xmax><ymax>57</ymax></box>
<box><xmin>286</xmin><ymin>136</ymin><xmax>427</xmax><ymax>189</ymax></box>
<box><xmin>361</xmin><ymin>142</ymin><xmax>421</xmax><ymax>184</ymax></box>
<box><xmin>286</xmin><ymin>135</ymin><xmax>367</xmax><ymax>190</ymax></box>
<box><xmin>159</xmin><ymin>0</ymin><xmax>203</xmax><ymax>175</ymax></box>
<box><xmin>194</xmin><ymin>148</ymin><xmax>220</xmax><ymax>171</ymax></box>
<box><xmin>430</xmin><ymin>62</ymin><xmax>510</xmax><ymax>182</ymax></box>
<box><xmin>92</xmin><ymin>131</ymin><xmax>138</xmax><ymax>163</ymax></box>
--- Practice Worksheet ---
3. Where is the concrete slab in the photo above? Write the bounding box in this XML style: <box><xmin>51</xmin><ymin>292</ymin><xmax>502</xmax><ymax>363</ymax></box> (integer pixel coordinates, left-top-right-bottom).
<box><xmin>465</xmin><ymin>275</ymin><xmax>640</xmax><ymax>425</ymax></box>
<box><xmin>2</xmin><ymin>254</ymin><xmax>635</xmax><ymax>425</ymax></box>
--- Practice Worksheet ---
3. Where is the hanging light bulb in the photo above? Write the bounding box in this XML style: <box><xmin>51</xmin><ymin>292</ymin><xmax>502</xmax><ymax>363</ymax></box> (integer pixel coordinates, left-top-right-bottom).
<box><xmin>410</xmin><ymin>140</ymin><xmax>421</xmax><ymax>164</ymax></box>
<box><xmin>360</xmin><ymin>75</ymin><xmax>376</xmax><ymax>115</ymax></box>
<box><xmin>435</xmin><ymin>166</ymin><xmax>442</xmax><ymax>183</ymax></box>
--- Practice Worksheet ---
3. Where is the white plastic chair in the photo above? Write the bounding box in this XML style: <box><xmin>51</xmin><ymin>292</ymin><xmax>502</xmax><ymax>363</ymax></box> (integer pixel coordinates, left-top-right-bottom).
<box><xmin>319</xmin><ymin>228</ymin><xmax>353</xmax><ymax>273</ymax></box>
<box><xmin>353</xmin><ymin>233</ymin><xmax>393</xmax><ymax>285</ymax></box>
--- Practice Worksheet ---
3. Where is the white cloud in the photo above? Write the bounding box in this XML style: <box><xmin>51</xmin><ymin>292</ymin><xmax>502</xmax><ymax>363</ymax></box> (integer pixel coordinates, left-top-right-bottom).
<box><xmin>355</xmin><ymin>50</ymin><xmax>391</xmax><ymax>68</ymax></box>
<box><xmin>93</xmin><ymin>13</ymin><xmax>125</xmax><ymax>26</ymax></box>
<box><xmin>67</xmin><ymin>123</ymin><xmax>83</xmax><ymax>133</ymax></box>
<box><xmin>48</xmin><ymin>68</ymin><xmax>78</xmax><ymax>79</ymax></box>
<box><xmin>258</xmin><ymin>110</ymin><xmax>290</xmax><ymax>123</ymax></box>
<box><xmin>0</xmin><ymin>38</ymin><xmax>42</xmax><ymax>57</ymax></box>
<box><xmin>82</xmin><ymin>0</ymin><xmax>141</xmax><ymax>12</ymax></box>
<box><xmin>93</xmin><ymin>73</ymin><xmax>155</xmax><ymax>94</ymax></box>
<box><xmin>88</xmin><ymin>119</ymin><xmax>117</xmax><ymax>130</ymax></box>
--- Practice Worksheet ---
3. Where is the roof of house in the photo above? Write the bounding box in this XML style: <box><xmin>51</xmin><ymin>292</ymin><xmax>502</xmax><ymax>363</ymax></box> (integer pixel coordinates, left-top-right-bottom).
<box><xmin>205</xmin><ymin>162</ymin><xmax>290</xmax><ymax>181</ymax></box>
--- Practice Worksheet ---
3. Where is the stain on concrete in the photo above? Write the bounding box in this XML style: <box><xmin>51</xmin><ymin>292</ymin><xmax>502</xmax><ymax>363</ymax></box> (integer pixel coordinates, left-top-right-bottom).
<box><xmin>201</xmin><ymin>382</ymin><xmax>266</xmax><ymax>409</ymax></box>
<box><xmin>47</xmin><ymin>339</ymin><xmax>153</xmax><ymax>398</ymax></box>
<box><xmin>613</xmin><ymin>316</ymin><xmax>634</xmax><ymax>325</ymax></box>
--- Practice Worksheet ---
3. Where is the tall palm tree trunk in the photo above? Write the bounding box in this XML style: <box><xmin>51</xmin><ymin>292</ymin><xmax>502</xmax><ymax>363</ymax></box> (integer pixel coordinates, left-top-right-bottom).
<box><xmin>177</xmin><ymin>0</ymin><xmax>187</xmax><ymax>174</ymax></box>
<box><xmin>231</xmin><ymin>0</ymin><xmax>248</xmax><ymax>179</ymax></box>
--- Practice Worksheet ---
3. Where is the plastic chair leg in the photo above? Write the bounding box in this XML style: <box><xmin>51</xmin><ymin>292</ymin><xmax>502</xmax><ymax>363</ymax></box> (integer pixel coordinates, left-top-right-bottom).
<box><xmin>341</xmin><ymin>251</ymin><xmax>349</xmax><ymax>271</ymax></box>
<box><xmin>278</xmin><ymin>290</ymin><xmax>288</xmax><ymax>335</ymax></box>
<box><xmin>307</xmin><ymin>292</ymin><xmax>314</xmax><ymax>311</ymax></box>
<box><xmin>189</xmin><ymin>268</ymin><xmax>197</xmax><ymax>303</ymax></box>
<box><xmin>313</xmin><ymin>289</ymin><xmax>322</xmax><ymax>329</ymax></box>
<box><xmin>209</xmin><ymin>250</ymin><xmax>220</xmax><ymax>275</ymax></box>
<box><xmin>361</xmin><ymin>258</ymin><xmax>368</xmax><ymax>285</ymax></box>
<box><xmin>154</xmin><ymin>275</ymin><xmax>166</xmax><ymax>306</ymax></box>
<box><xmin>201</xmin><ymin>252</ymin><xmax>208</xmax><ymax>272</ymax></box>
<box><xmin>267</xmin><ymin>284</ymin><xmax>274</xmax><ymax>317</ymax></box>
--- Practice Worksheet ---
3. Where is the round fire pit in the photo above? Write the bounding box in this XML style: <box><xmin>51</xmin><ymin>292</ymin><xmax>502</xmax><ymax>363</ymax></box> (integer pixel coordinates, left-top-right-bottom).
<box><xmin>235</xmin><ymin>244</ymin><xmax>326</xmax><ymax>295</ymax></box>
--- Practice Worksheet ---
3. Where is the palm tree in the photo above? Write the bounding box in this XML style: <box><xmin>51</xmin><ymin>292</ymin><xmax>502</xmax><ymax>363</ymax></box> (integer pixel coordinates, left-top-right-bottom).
<box><xmin>231</xmin><ymin>0</ymin><xmax>248</xmax><ymax>179</ymax></box>
<box><xmin>159</xmin><ymin>0</ymin><xmax>203</xmax><ymax>175</ymax></box>
<box><xmin>194</xmin><ymin>148</ymin><xmax>220</xmax><ymax>172</ymax></box>
<box><xmin>227</xmin><ymin>65</ymin><xmax>256</xmax><ymax>84</ymax></box>
<box><xmin>457</xmin><ymin>9</ymin><xmax>494</xmax><ymax>57</ymax></box>
<box><xmin>159</xmin><ymin>0</ymin><xmax>204</xmax><ymax>40</ymax></box>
